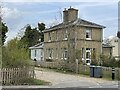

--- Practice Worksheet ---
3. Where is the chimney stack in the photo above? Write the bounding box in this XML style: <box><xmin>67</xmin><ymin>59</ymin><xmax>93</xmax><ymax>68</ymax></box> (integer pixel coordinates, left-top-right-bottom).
<box><xmin>63</xmin><ymin>7</ymin><xmax>78</xmax><ymax>23</ymax></box>
<box><xmin>63</xmin><ymin>8</ymin><xmax>68</xmax><ymax>23</ymax></box>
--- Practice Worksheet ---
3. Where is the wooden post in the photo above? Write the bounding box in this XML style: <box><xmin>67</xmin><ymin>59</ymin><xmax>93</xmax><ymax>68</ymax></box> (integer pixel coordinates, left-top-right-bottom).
<box><xmin>76</xmin><ymin>59</ymin><xmax>78</xmax><ymax>74</ymax></box>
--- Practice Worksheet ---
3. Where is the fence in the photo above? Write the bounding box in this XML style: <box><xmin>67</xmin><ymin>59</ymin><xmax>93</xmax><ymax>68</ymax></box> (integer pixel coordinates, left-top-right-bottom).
<box><xmin>1</xmin><ymin>66</ymin><xmax>35</xmax><ymax>85</ymax></box>
<box><xmin>36</xmin><ymin>61</ymin><xmax>120</xmax><ymax>80</ymax></box>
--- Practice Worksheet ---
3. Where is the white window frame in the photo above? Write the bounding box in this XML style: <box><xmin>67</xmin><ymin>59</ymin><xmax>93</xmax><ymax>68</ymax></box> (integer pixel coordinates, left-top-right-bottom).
<box><xmin>56</xmin><ymin>31</ymin><xmax>58</xmax><ymax>41</ymax></box>
<box><xmin>64</xmin><ymin>30</ymin><xmax>68</xmax><ymax>40</ymax></box>
<box><xmin>48</xmin><ymin>32</ymin><xmax>51</xmax><ymax>42</ymax></box>
<box><xmin>61</xmin><ymin>48</ymin><xmax>68</xmax><ymax>60</ymax></box>
<box><xmin>86</xmin><ymin>28</ymin><xmax>92</xmax><ymax>40</ymax></box>
<box><xmin>64</xmin><ymin>48</ymin><xmax>68</xmax><ymax>60</ymax></box>
<box><xmin>86</xmin><ymin>48</ymin><xmax>91</xmax><ymax>64</ymax></box>
<box><xmin>34</xmin><ymin>49</ymin><xmax>37</xmax><ymax>57</ymax></box>
<box><xmin>56</xmin><ymin>48</ymin><xmax>58</xmax><ymax>59</ymax></box>
<box><xmin>41</xmin><ymin>49</ymin><xmax>43</xmax><ymax>60</ymax></box>
<box><xmin>81</xmin><ymin>48</ymin><xmax>84</xmax><ymax>61</ymax></box>
<box><xmin>48</xmin><ymin>48</ymin><xmax>53</xmax><ymax>59</ymax></box>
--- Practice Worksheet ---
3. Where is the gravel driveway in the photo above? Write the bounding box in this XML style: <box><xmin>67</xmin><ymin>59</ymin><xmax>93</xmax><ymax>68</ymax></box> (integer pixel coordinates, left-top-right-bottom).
<box><xmin>35</xmin><ymin>67</ymin><xmax>119</xmax><ymax>88</ymax></box>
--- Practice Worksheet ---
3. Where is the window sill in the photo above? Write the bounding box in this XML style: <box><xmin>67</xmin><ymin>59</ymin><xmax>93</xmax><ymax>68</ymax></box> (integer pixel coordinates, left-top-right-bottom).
<box><xmin>48</xmin><ymin>40</ymin><xmax>51</xmax><ymax>42</ymax></box>
<box><xmin>64</xmin><ymin>58</ymin><xmax>67</xmax><ymax>60</ymax></box>
<box><xmin>63</xmin><ymin>38</ymin><xmax>68</xmax><ymax>40</ymax></box>
<box><xmin>86</xmin><ymin>38</ymin><xmax>92</xmax><ymax>40</ymax></box>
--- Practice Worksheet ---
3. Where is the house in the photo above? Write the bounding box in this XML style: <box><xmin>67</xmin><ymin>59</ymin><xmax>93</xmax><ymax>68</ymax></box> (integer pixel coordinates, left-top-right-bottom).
<box><xmin>106</xmin><ymin>36</ymin><xmax>120</xmax><ymax>59</ymax></box>
<box><xmin>117</xmin><ymin>31</ymin><xmax>120</xmax><ymax>59</ymax></box>
<box><xmin>29</xmin><ymin>42</ymin><xmax>44</xmax><ymax>61</ymax></box>
<box><xmin>102</xmin><ymin>43</ymin><xmax>114</xmax><ymax>56</ymax></box>
<box><xmin>43</xmin><ymin>7</ymin><xmax>105</xmax><ymax>65</ymax></box>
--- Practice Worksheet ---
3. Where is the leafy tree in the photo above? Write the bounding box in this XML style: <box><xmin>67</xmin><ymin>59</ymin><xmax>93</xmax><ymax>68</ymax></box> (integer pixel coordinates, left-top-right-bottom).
<box><xmin>0</xmin><ymin>22</ymin><xmax>8</xmax><ymax>45</ymax></box>
<box><xmin>2</xmin><ymin>38</ymin><xmax>30</xmax><ymax>68</ymax></box>
<box><xmin>20</xmin><ymin>25</ymin><xmax>40</xmax><ymax>48</ymax></box>
<box><xmin>75</xmin><ymin>49</ymin><xmax>82</xmax><ymax>64</ymax></box>
<box><xmin>38</xmin><ymin>23</ymin><xmax>45</xmax><ymax>42</ymax></box>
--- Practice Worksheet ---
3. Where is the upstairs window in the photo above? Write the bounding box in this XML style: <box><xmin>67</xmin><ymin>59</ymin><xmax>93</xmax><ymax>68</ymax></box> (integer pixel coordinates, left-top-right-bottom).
<box><xmin>64</xmin><ymin>30</ymin><xmax>68</xmax><ymax>40</ymax></box>
<box><xmin>86</xmin><ymin>28</ymin><xmax>92</xmax><ymax>40</ymax></box>
<box><xmin>114</xmin><ymin>39</ymin><xmax>118</xmax><ymax>42</ymax></box>
<box><xmin>48</xmin><ymin>32</ymin><xmax>51</xmax><ymax>41</ymax></box>
<box><xmin>56</xmin><ymin>31</ymin><xmax>58</xmax><ymax>41</ymax></box>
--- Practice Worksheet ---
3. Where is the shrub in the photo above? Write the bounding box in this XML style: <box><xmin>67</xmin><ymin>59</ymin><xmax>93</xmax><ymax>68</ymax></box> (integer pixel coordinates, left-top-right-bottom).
<box><xmin>2</xmin><ymin>38</ymin><xmax>30</xmax><ymax>68</ymax></box>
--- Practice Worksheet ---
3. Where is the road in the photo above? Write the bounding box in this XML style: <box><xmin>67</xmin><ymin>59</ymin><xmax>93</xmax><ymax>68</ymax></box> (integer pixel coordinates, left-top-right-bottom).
<box><xmin>35</xmin><ymin>67</ymin><xmax>119</xmax><ymax>88</ymax></box>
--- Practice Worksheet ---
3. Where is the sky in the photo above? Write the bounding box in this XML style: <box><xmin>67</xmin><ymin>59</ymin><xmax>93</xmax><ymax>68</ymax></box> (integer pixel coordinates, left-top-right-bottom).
<box><xmin>1</xmin><ymin>1</ymin><xmax>119</xmax><ymax>43</ymax></box>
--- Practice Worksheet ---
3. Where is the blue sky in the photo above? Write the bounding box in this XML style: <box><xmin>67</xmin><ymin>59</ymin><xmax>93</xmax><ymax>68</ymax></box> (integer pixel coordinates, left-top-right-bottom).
<box><xmin>1</xmin><ymin>1</ymin><xmax>118</xmax><ymax>43</ymax></box>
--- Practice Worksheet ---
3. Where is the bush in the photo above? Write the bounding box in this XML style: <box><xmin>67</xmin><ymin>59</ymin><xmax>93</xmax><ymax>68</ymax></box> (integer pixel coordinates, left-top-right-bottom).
<box><xmin>2</xmin><ymin>38</ymin><xmax>30</xmax><ymax>68</ymax></box>
<box><xmin>98</xmin><ymin>54</ymin><xmax>119</xmax><ymax>67</ymax></box>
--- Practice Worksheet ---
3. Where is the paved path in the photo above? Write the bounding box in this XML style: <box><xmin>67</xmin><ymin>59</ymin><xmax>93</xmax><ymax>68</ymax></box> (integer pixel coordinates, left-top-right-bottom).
<box><xmin>35</xmin><ymin>67</ymin><xmax>119</xmax><ymax>88</ymax></box>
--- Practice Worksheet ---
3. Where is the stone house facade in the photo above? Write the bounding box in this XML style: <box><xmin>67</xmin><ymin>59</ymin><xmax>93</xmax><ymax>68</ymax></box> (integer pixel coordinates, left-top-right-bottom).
<box><xmin>102</xmin><ymin>44</ymin><xmax>114</xmax><ymax>56</ymax></box>
<box><xmin>108</xmin><ymin>36</ymin><xmax>120</xmax><ymax>59</ymax></box>
<box><xmin>43</xmin><ymin>7</ymin><xmax>105</xmax><ymax>65</ymax></box>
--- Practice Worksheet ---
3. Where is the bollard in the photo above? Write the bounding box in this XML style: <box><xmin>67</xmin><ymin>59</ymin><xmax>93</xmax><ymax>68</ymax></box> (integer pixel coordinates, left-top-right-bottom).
<box><xmin>112</xmin><ymin>67</ymin><xmax>115</xmax><ymax>80</ymax></box>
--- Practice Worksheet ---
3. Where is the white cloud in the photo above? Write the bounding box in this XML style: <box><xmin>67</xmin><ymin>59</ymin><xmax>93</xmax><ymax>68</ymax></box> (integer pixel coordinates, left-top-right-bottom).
<box><xmin>1</xmin><ymin>7</ymin><xmax>22</xmax><ymax>19</ymax></box>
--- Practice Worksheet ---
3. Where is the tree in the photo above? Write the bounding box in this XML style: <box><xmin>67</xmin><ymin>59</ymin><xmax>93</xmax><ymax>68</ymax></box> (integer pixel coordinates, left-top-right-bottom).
<box><xmin>20</xmin><ymin>25</ymin><xmax>40</xmax><ymax>48</ymax></box>
<box><xmin>38</xmin><ymin>23</ymin><xmax>45</xmax><ymax>42</ymax></box>
<box><xmin>75</xmin><ymin>49</ymin><xmax>82</xmax><ymax>64</ymax></box>
<box><xmin>0</xmin><ymin>22</ymin><xmax>8</xmax><ymax>45</ymax></box>
<box><xmin>2</xmin><ymin>38</ymin><xmax>30</xmax><ymax>68</ymax></box>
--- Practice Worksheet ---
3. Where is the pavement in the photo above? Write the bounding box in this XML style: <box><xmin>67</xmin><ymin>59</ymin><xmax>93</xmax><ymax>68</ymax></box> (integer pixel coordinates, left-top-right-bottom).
<box><xmin>34</xmin><ymin>67</ymin><xmax>119</xmax><ymax>88</ymax></box>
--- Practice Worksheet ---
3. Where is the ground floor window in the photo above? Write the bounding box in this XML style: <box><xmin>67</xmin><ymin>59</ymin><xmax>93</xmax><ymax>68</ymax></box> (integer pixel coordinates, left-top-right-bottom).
<box><xmin>47</xmin><ymin>48</ymin><xmax>53</xmax><ymax>59</ymax></box>
<box><xmin>61</xmin><ymin>48</ymin><xmax>68</xmax><ymax>60</ymax></box>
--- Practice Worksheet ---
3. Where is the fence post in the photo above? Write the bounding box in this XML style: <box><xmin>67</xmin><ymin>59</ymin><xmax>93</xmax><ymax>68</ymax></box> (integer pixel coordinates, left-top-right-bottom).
<box><xmin>112</xmin><ymin>67</ymin><xmax>115</xmax><ymax>80</ymax></box>
<box><xmin>76</xmin><ymin>59</ymin><xmax>79</xmax><ymax>74</ymax></box>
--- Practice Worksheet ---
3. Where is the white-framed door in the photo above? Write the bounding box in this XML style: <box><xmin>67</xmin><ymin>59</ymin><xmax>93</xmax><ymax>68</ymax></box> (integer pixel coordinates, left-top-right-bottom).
<box><xmin>86</xmin><ymin>48</ymin><xmax>91</xmax><ymax>65</ymax></box>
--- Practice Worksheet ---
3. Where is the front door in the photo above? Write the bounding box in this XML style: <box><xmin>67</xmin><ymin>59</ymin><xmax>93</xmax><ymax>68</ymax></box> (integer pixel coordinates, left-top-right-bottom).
<box><xmin>86</xmin><ymin>48</ymin><xmax>91</xmax><ymax>65</ymax></box>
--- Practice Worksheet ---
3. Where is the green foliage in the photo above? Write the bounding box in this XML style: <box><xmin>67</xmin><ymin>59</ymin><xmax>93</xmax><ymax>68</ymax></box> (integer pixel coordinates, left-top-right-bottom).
<box><xmin>38</xmin><ymin>23</ymin><xmax>45</xmax><ymax>42</ymax></box>
<box><xmin>20</xmin><ymin>25</ymin><xmax>40</xmax><ymax>48</ymax></box>
<box><xmin>0</xmin><ymin>22</ymin><xmax>8</xmax><ymax>45</ymax></box>
<box><xmin>97</xmin><ymin>54</ymin><xmax>119</xmax><ymax>67</ymax></box>
<box><xmin>21</xmin><ymin>78</ymin><xmax>50</xmax><ymax>85</ymax></box>
<box><xmin>75</xmin><ymin>49</ymin><xmax>82</xmax><ymax>64</ymax></box>
<box><xmin>20</xmin><ymin>23</ymin><xmax>45</xmax><ymax>48</ymax></box>
<box><xmin>2</xmin><ymin>38</ymin><xmax>30</xmax><ymax>68</ymax></box>
<box><xmin>91</xmin><ymin>59</ymin><xmax>98</xmax><ymax>66</ymax></box>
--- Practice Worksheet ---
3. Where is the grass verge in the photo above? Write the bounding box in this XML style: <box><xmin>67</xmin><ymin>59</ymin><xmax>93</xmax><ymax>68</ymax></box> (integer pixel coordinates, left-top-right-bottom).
<box><xmin>21</xmin><ymin>78</ymin><xmax>51</xmax><ymax>85</ymax></box>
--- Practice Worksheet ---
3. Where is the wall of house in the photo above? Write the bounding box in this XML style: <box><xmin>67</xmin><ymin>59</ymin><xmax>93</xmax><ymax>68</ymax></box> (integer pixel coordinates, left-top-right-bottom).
<box><xmin>44</xmin><ymin>26</ymin><xmax>103</xmax><ymax>64</ymax></box>
<box><xmin>44</xmin><ymin>41</ymin><xmax>68</xmax><ymax>61</ymax></box>
<box><xmin>118</xmin><ymin>38</ymin><xmax>120</xmax><ymax>57</ymax></box>
<box><xmin>102</xmin><ymin>47</ymin><xmax>112</xmax><ymax>56</ymax></box>
<box><xmin>110</xmin><ymin>37</ymin><xmax>119</xmax><ymax>57</ymax></box>
<box><xmin>77</xmin><ymin>26</ymin><xmax>102</xmax><ymax>41</ymax></box>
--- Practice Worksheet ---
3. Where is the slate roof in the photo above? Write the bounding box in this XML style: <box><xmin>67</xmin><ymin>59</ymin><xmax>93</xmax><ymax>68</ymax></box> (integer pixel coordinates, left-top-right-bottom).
<box><xmin>29</xmin><ymin>42</ymin><xmax>44</xmax><ymax>49</ymax></box>
<box><xmin>44</xmin><ymin>18</ymin><xmax>106</xmax><ymax>32</ymax></box>
<box><xmin>102</xmin><ymin>43</ymin><xmax>114</xmax><ymax>48</ymax></box>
